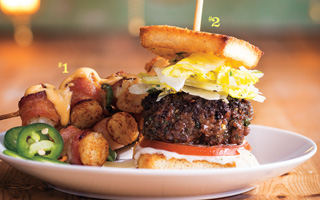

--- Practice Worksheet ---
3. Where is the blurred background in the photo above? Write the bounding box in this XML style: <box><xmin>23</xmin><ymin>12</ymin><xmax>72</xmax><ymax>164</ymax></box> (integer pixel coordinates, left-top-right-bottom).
<box><xmin>1</xmin><ymin>1</ymin><xmax>320</xmax><ymax>198</ymax></box>
<box><xmin>0</xmin><ymin>0</ymin><xmax>319</xmax><ymax>135</ymax></box>
<box><xmin>1</xmin><ymin>0</ymin><xmax>320</xmax><ymax>35</ymax></box>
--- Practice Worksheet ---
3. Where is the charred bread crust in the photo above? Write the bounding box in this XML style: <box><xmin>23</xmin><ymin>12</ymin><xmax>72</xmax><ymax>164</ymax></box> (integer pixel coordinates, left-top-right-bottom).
<box><xmin>137</xmin><ymin>153</ymin><xmax>236</xmax><ymax>169</ymax></box>
<box><xmin>140</xmin><ymin>25</ymin><xmax>263</xmax><ymax>69</ymax></box>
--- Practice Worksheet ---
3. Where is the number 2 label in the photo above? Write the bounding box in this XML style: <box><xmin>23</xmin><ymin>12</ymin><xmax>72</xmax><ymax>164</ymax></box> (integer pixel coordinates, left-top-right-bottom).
<box><xmin>209</xmin><ymin>16</ymin><xmax>220</xmax><ymax>27</ymax></box>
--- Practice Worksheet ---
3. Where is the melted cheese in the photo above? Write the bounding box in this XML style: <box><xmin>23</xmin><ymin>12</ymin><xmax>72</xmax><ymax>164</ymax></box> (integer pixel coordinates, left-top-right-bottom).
<box><xmin>24</xmin><ymin>84</ymin><xmax>72</xmax><ymax>126</ymax></box>
<box><xmin>24</xmin><ymin>67</ymin><xmax>123</xmax><ymax>127</ymax></box>
<box><xmin>59</xmin><ymin>67</ymin><xmax>121</xmax><ymax>89</ymax></box>
<box><xmin>134</xmin><ymin>144</ymin><xmax>259</xmax><ymax>168</ymax></box>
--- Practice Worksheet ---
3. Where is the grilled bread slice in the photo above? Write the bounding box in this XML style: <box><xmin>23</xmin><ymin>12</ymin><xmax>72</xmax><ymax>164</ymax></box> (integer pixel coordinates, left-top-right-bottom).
<box><xmin>136</xmin><ymin>153</ymin><xmax>236</xmax><ymax>169</ymax></box>
<box><xmin>140</xmin><ymin>25</ymin><xmax>263</xmax><ymax>69</ymax></box>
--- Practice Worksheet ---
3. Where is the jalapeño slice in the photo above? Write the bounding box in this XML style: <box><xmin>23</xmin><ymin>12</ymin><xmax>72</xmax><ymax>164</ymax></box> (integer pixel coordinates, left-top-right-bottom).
<box><xmin>17</xmin><ymin>123</ymin><xmax>63</xmax><ymax>159</ymax></box>
<box><xmin>4</xmin><ymin>126</ymin><xmax>24</xmax><ymax>152</ymax></box>
<box><xmin>3</xmin><ymin>150</ymin><xmax>27</xmax><ymax>160</ymax></box>
<box><xmin>31</xmin><ymin>156</ymin><xmax>66</xmax><ymax>164</ymax></box>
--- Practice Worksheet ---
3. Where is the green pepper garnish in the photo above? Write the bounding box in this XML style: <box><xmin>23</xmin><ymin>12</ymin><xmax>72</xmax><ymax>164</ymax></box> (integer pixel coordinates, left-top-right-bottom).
<box><xmin>107</xmin><ymin>147</ymin><xmax>117</xmax><ymax>162</ymax></box>
<box><xmin>101</xmin><ymin>83</ymin><xmax>113</xmax><ymax>111</ymax></box>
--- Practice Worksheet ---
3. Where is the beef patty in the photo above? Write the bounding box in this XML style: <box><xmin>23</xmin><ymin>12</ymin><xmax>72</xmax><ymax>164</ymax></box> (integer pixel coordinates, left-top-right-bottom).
<box><xmin>142</xmin><ymin>92</ymin><xmax>253</xmax><ymax>146</ymax></box>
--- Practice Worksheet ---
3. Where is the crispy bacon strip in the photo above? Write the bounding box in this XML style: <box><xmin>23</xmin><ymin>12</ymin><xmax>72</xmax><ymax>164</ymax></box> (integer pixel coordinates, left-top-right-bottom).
<box><xmin>59</xmin><ymin>125</ymin><xmax>82</xmax><ymax>165</ymax></box>
<box><xmin>18</xmin><ymin>91</ymin><xmax>60</xmax><ymax>127</ymax></box>
<box><xmin>59</xmin><ymin>125</ymin><xmax>109</xmax><ymax>166</ymax></box>
<box><xmin>68</xmin><ymin>77</ymin><xmax>102</xmax><ymax>107</ymax></box>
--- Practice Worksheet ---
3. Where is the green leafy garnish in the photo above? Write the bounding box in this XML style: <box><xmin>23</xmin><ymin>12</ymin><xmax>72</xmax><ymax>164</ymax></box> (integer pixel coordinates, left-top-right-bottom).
<box><xmin>244</xmin><ymin>118</ymin><xmax>251</xmax><ymax>127</ymax></box>
<box><xmin>107</xmin><ymin>147</ymin><xmax>117</xmax><ymax>162</ymax></box>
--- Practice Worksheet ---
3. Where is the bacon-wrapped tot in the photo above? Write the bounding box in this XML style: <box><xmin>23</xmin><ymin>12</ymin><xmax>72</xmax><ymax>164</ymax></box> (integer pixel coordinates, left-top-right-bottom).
<box><xmin>59</xmin><ymin>125</ymin><xmax>109</xmax><ymax>166</ymax></box>
<box><xmin>108</xmin><ymin>72</ymin><xmax>147</xmax><ymax>114</ymax></box>
<box><xmin>18</xmin><ymin>83</ymin><xmax>72</xmax><ymax>128</ymax></box>
<box><xmin>70</xmin><ymin>99</ymin><xmax>104</xmax><ymax>129</ymax></box>
<box><xmin>60</xmin><ymin>69</ymin><xmax>105</xmax><ymax>129</ymax></box>
<box><xmin>18</xmin><ymin>91</ymin><xmax>60</xmax><ymax>128</ymax></box>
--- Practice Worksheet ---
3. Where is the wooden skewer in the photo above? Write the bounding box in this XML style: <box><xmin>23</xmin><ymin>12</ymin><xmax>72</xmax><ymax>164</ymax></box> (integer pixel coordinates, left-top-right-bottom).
<box><xmin>193</xmin><ymin>0</ymin><xmax>204</xmax><ymax>31</ymax></box>
<box><xmin>0</xmin><ymin>111</ymin><xmax>19</xmax><ymax>120</ymax></box>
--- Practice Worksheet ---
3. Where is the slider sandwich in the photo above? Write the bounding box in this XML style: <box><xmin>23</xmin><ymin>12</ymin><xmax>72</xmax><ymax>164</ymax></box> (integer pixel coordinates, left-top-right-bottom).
<box><xmin>130</xmin><ymin>25</ymin><xmax>264</xmax><ymax>169</ymax></box>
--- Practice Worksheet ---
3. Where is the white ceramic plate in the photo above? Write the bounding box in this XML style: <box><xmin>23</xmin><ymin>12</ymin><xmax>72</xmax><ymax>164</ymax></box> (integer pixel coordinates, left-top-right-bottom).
<box><xmin>0</xmin><ymin>125</ymin><xmax>317</xmax><ymax>199</ymax></box>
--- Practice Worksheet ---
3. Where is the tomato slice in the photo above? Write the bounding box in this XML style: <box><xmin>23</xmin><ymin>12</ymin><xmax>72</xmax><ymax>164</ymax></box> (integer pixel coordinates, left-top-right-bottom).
<box><xmin>139</xmin><ymin>138</ymin><xmax>252</xmax><ymax>156</ymax></box>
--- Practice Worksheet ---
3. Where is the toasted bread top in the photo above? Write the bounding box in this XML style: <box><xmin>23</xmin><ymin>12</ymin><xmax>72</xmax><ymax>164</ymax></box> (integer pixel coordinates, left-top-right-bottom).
<box><xmin>140</xmin><ymin>25</ymin><xmax>263</xmax><ymax>69</ymax></box>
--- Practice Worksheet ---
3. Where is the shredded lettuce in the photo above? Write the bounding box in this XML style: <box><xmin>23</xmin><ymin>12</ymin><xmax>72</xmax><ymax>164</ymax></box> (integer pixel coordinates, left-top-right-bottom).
<box><xmin>130</xmin><ymin>53</ymin><xmax>265</xmax><ymax>102</ymax></box>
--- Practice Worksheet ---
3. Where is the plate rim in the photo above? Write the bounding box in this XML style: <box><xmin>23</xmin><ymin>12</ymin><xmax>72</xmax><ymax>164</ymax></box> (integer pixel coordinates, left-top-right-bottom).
<box><xmin>49</xmin><ymin>184</ymin><xmax>256</xmax><ymax>200</ymax></box>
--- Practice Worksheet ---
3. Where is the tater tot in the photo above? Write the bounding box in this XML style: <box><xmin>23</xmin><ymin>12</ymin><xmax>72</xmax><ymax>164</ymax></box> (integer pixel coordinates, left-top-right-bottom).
<box><xmin>93</xmin><ymin>118</ymin><xmax>125</xmax><ymax>150</ymax></box>
<box><xmin>70</xmin><ymin>100</ymin><xmax>104</xmax><ymax>129</ymax></box>
<box><xmin>113</xmin><ymin>79</ymin><xmax>147</xmax><ymax>114</ymax></box>
<box><xmin>107</xmin><ymin>112</ymin><xmax>139</xmax><ymax>146</ymax></box>
<box><xmin>78</xmin><ymin>132</ymin><xmax>109</xmax><ymax>166</ymax></box>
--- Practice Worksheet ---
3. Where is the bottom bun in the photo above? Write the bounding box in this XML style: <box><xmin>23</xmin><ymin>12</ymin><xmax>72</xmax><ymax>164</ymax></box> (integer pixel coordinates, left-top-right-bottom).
<box><xmin>137</xmin><ymin>153</ymin><xmax>236</xmax><ymax>169</ymax></box>
<box><xmin>133</xmin><ymin>142</ymin><xmax>259</xmax><ymax>169</ymax></box>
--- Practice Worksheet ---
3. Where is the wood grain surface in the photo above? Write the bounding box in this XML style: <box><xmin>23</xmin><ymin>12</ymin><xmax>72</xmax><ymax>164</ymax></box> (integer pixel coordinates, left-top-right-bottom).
<box><xmin>0</xmin><ymin>31</ymin><xmax>319</xmax><ymax>199</ymax></box>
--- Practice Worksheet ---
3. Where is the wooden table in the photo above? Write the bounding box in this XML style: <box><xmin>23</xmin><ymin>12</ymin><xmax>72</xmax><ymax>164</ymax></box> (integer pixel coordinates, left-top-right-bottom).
<box><xmin>0</xmin><ymin>31</ymin><xmax>319</xmax><ymax>199</ymax></box>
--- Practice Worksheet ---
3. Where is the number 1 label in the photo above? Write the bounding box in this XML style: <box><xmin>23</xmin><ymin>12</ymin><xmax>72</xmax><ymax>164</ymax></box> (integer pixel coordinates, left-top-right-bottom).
<box><xmin>58</xmin><ymin>62</ymin><xmax>69</xmax><ymax>73</ymax></box>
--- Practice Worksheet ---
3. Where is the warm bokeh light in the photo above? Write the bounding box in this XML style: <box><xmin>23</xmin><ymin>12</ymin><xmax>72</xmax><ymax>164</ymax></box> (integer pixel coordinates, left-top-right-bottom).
<box><xmin>0</xmin><ymin>0</ymin><xmax>40</xmax><ymax>47</ymax></box>
<box><xmin>14</xmin><ymin>24</ymin><xmax>33</xmax><ymax>47</ymax></box>
<box><xmin>0</xmin><ymin>0</ymin><xmax>40</xmax><ymax>15</ymax></box>
<box><xmin>128</xmin><ymin>0</ymin><xmax>145</xmax><ymax>36</ymax></box>
<box><xmin>310</xmin><ymin>0</ymin><xmax>320</xmax><ymax>23</ymax></box>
